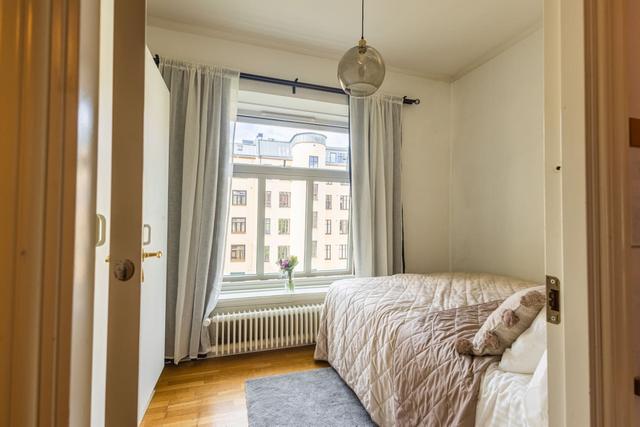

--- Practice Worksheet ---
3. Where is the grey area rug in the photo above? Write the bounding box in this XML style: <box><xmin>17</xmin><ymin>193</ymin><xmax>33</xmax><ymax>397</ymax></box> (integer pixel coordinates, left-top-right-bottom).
<box><xmin>245</xmin><ymin>368</ymin><xmax>376</xmax><ymax>427</ymax></box>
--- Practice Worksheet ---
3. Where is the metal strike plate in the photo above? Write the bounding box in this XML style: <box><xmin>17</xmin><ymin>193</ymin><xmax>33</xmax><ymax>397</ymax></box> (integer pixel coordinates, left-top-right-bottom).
<box><xmin>635</xmin><ymin>377</ymin><xmax>640</xmax><ymax>397</ymax></box>
<box><xmin>113</xmin><ymin>259</ymin><xmax>135</xmax><ymax>282</ymax></box>
<box><xmin>546</xmin><ymin>275</ymin><xmax>561</xmax><ymax>324</ymax></box>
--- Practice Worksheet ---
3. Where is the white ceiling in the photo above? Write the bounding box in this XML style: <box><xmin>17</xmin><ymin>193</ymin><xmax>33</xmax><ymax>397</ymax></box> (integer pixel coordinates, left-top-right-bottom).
<box><xmin>147</xmin><ymin>0</ymin><xmax>542</xmax><ymax>79</ymax></box>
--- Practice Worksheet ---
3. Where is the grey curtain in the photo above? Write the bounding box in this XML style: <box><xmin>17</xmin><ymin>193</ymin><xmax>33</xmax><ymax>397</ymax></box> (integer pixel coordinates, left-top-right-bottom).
<box><xmin>159</xmin><ymin>58</ymin><xmax>239</xmax><ymax>363</ymax></box>
<box><xmin>349</xmin><ymin>94</ymin><xmax>404</xmax><ymax>277</ymax></box>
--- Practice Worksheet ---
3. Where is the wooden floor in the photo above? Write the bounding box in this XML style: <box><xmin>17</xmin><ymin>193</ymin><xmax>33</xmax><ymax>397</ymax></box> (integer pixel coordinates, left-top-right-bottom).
<box><xmin>141</xmin><ymin>346</ymin><xmax>329</xmax><ymax>426</ymax></box>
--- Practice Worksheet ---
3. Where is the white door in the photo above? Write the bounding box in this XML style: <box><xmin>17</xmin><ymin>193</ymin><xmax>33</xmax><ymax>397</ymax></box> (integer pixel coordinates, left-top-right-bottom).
<box><xmin>138</xmin><ymin>50</ymin><xmax>170</xmax><ymax>423</ymax></box>
<box><xmin>105</xmin><ymin>36</ymin><xmax>169</xmax><ymax>423</ymax></box>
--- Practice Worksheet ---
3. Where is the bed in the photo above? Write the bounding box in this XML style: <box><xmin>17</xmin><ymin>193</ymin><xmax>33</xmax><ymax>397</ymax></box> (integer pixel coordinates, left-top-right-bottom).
<box><xmin>314</xmin><ymin>272</ymin><xmax>541</xmax><ymax>427</ymax></box>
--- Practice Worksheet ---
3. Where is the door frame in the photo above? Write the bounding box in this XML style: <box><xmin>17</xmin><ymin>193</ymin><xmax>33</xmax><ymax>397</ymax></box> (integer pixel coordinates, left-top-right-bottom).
<box><xmin>545</xmin><ymin>0</ymin><xmax>634</xmax><ymax>425</ymax></box>
<box><xmin>584</xmin><ymin>0</ymin><xmax>634</xmax><ymax>425</ymax></box>
<box><xmin>0</xmin><ymin>0</ymin><xmax>100</xmax><ymax>425</ymax></box>
<box><xmin>544</xmin><ymin>0</ymin><xmax>591</xmax><ymax>425</ymax></box>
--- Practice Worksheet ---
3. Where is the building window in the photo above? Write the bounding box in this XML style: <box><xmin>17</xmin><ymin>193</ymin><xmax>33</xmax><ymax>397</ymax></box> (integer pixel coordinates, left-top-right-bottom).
<box><xmin>232</xmin><ymin>190</ymin><xmax>247</xmax><ymax>206</ymax></box>
<box><xmin>325</xmin><ymin>219</ymin><xmax>332</xmax><ymax>235</ymax></box>
<box><xmin>312</xmin><ymin>240</ymin><xmax>317</xmax><ymax>258</ymax></box>
<box><xmin>339</xmin><ymin>219</ymin><xmax>349</xmax><ymax>235</ymax></box>
<box><xmin>231</xmin><ymin>217</ymin><xmax>246</xmax><ymax>234</ymax></box>
<box><xmin>339</xmin><ymin>244</ymin><xmax>348</xmax><ymax>260</ymax></box>
<box><xmin>309</xmin><ymin>155</ymin><xmax>319</xmax><ymax>168</ymax></box>
<box><xmin>324</xmin><ymin>244</ymin><xmax>331</xmax><ymax>260</ymax></box>
<box><xmin>312</xmin><ymin>211</ymin><xmax>318</xmax><ymax>229</ymax></box>
<box><xmin>264</xmin><ymin>218</ymin><xmax>271</xmax><ymax>235</ymax></box>
<box><xmin>279</xmin><ymin>191</ymin><xmax>291</xmax><ymax>208</ymax></box>
<box><xmin>328</xmin><ymin>151</ymin><xmax>349</xmax><ymax>164</ymax></box>
<box><xmin>230</xmin><ymin>244</ymin><xmax>245</xmax><ymax>262</ymax></box>
<box><xmin>340</xmin><ymin>195</ymin><xmax>350</xmax><ymax>210</ymax></box>
<box><xmin>313</xmin><ymin>183</ymin><xmax>318</xmax><ymax>201</ymax></box>
<box><xmin>264</xmin><ymin>246</ymin><xmax>270</xmax><ymax>262</ymax></box>
<box><xmin>325</xmin><ymin>195</ymin><xmax>332</xmax><ymax>209</ymax></box>
<box><xmin>278</xmin><ymin>245</ymin><xmax>290</xmax><ymax>260</ymax></box>
<box><xmin>278</xmin><ymin>218</ymin><xmax>290</xmax><ymax>235</ymax></box>
<box><xmin>265</xmin><ymin>191</ymin><xmax>271</xmax><ymax>208</ymax></box>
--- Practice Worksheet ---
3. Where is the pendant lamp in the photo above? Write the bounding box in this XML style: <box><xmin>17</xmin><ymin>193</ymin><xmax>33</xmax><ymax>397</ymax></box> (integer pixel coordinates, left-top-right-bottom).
<box><xmin>337</xmin><ymin>0</ymin><xmax>386</xmax><ymax>97</ymax></box>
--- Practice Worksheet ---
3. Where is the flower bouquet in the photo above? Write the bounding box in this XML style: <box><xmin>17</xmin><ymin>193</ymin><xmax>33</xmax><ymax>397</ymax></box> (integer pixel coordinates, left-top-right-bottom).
<box><xmin>277</xmin><ymin>255</ymin><xmax>299</xmax><ymax>293</ymax></box>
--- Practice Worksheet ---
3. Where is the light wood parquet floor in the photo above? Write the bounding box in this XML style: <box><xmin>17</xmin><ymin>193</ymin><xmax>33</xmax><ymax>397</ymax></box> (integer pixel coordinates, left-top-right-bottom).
<box><xmin>141</xmin><ymin>346</ymin><xmax>328</xmax><ymax>426</ymax></box>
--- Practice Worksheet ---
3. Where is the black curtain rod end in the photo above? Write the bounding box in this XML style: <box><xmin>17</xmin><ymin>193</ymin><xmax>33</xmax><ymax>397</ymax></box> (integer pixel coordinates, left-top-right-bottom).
<box><xmin>403</xmin><ymin>96</ymin><xmax>421</xmax><ymax>105</ymax></box>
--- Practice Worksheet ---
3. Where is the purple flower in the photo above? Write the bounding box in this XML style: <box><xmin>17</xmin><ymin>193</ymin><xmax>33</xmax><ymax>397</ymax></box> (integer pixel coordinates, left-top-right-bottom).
<box><xmin>277</xmin><ymin>255</ymin><xmax>298</xmax><ymax>272</ymax></box>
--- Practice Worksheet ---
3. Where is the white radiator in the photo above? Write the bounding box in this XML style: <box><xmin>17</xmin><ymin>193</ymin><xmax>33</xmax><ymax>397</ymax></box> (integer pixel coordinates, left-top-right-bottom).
<box><xmin>206</xmin><ymin>304</ymin><xmax>323</xmax><ymax>357</ymax></box>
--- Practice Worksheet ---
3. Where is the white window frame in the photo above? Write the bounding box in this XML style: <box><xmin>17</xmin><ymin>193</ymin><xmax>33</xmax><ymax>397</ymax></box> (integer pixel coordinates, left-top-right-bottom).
<box><xmin>222</xmin><ymin>162</ymin><xmax>353</xmax><ymax>290</ymax></box>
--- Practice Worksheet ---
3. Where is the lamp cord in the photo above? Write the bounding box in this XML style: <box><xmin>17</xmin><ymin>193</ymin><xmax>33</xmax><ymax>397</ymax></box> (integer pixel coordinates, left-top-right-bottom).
<box><xmin>361</xmin><ymin>0</ymin><xmax>364</xmax><ymax>40</ymax></box>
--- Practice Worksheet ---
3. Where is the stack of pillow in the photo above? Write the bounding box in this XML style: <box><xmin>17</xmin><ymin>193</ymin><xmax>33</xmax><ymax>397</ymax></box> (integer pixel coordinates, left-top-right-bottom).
<box><xmin>499</xmin><ymin>309</ymin><xmax>548</xmax><ymax>427</ymax></box>
<box><xmin>456</xmin><ymin>286</ymin><xmax>548</xmax><ymax>427</ymax></box>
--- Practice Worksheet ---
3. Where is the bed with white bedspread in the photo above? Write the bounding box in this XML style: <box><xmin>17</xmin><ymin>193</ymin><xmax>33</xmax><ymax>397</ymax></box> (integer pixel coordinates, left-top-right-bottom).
<box><xmin>314</xmin><ymin>272</ymin><xmax>539</xmax><ymax>427</ymax></box>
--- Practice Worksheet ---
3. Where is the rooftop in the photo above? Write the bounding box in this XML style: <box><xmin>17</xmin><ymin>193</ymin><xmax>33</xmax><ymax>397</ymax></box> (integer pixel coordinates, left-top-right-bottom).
<box><xmin>234</xmin><ymin>132</ymin><xmax>348</xmax><ymax>164</ymax></box>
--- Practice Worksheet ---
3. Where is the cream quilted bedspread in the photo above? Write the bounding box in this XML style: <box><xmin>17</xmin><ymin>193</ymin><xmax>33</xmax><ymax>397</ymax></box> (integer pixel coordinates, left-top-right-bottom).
<box><xmin>314</xmin><ymin>272</ymin><xmax>537</xmax><ymax>427</ymax></box>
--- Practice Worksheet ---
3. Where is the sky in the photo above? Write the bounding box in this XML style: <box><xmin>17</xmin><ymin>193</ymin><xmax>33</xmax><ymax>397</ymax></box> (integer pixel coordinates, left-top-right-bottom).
<box><xmin>233</xmin><ymin>121</ymin><xmax>349</xmax><ymax>149</ymax></box>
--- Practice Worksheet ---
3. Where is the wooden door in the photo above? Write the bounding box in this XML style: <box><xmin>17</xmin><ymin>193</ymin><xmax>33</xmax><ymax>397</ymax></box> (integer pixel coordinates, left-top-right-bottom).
<box><xmin>105</xmin><ymin>0</ymin><xmax>146</xmax><ymax>424</ymax></box>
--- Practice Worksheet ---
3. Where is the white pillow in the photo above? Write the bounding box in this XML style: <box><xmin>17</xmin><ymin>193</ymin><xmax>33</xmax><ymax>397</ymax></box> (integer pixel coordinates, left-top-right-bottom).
<box><xmin>524</xmin><ymin>351</ymin><xmax>548</xmax><ymax>427</ymax></box>
<box><xmin>499</xmin><ymin>308</ymin><xmax>546</xmax><ymax>374</ymax></box>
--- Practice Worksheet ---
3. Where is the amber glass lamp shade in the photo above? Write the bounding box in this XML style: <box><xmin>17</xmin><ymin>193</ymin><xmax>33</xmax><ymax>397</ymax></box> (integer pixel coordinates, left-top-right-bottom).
<box><xmin>337</xmin><ymin>38</ymin><xmax>386</xmax><ymax>98</ymax></box>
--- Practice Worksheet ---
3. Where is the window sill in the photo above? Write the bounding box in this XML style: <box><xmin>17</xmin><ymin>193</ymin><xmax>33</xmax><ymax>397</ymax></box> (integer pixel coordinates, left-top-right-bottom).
<box><xmin>216</xmin><ymin>275</ymin><xmax>351</xmax><ymax>311</ymax></box>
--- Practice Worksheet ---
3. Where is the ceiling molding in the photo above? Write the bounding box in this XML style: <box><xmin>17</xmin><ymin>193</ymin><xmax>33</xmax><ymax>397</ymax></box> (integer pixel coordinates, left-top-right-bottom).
<box><xmin>147</xmin><ymin>15</ymin><xmax>453</xmax><ymax>82</ymax></box>
<box><xmin>451</xmin><ymin>20</ymin><xmax>544</xmax><ymax>82</ymax></box>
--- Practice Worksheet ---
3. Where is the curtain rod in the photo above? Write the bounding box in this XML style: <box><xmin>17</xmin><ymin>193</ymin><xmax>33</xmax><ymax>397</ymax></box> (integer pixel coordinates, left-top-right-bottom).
<box><xmin>153</xmin><ymin>54</ymin><xmax>420</xmax><ymax>105</ymax></box>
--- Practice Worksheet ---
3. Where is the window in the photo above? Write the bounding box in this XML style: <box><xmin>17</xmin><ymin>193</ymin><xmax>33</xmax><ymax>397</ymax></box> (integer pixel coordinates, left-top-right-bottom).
<box><xmin>232</xmin><ymin>190</ymin><xmax>247</xmax><ymax>206</ymax></box>
<box><xmin>231</xmin><ymin>217</ymin><xmax>246</xmax><ymax>234</ymax></box>
<box><xmin>324</xmin><ymin>245</ymin><xmax>331</xmax><ymax>260</ymax></box>
<box><xmin>340</xmin><ymin>195</ymin><xmax>350</xmax><ymax>210</ymax></box>
<box><xmin>222</xmin><ymin>90</ymin><xmax>351</xmax><ymax>287</ymax></box>
<box><xmin>339</xmin><ymin>244</ymin><xmax>348</xmax><ymax>260</ymax></box>
<box><xmin>339</xmin><ymin>219</ymin><xmax>349</xmax><ymax>235</ymax></box>
<box><xmin>230</xmin><ymin>245</ymin><xmax>245</xmax><ymax>262</ymax></box>
<box><xmin>278</xmin><ymin>218</ymin><xmax>290</xmax><ymax>235</ymax></box>
<box><xmin>325</xmin><ymin>219</ymin><xmax>332</xmax><ymax>235</ymax></box>
<box><xmin>328</xmin><ymin>151</ymin><xmax>349</xmax><ymax>165</ymax></box>
<box><xmin>309</xmin><ymin>155</ymin><xmax>319</xmax><ymax>168</ymax></box>
<box><xmin>279</xmin><ymin>192</ymin><xmax>291</xmax><ymax>208</ymax></box>
<box><xmin>278</xmin><ymin>245</ymin><xmax>290</xmax><ymax>260</ymax></box>
<box><xmin>325</xmin><ymin>195</ymin><xmax>332</xmax><ymax>209</ymax></box>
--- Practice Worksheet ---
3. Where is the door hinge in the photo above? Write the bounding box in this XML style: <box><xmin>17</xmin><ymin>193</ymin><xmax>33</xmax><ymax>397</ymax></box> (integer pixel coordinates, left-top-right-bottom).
<box><xmin>546</xmin><ymin>275</ymin><xmax>561</xmax><ymax>324</ymax></box>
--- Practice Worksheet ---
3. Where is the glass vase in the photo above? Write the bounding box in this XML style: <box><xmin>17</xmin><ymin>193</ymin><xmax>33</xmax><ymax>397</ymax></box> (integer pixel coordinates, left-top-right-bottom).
<box><xmin>285</xmin><ymin>270</ymin><xmax>295</xmax><ymax>293</ymax></box>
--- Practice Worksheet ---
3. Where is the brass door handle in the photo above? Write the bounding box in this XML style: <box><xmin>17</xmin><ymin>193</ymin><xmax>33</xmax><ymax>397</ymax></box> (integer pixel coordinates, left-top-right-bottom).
<box><xmin>143</xmin><ymin>250</ymin><xmax>163</xmax><ymax>260</ymax></box>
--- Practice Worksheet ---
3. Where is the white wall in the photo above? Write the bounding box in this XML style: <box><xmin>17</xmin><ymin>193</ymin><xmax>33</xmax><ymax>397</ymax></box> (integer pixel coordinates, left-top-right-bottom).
<box><xmin>147</xmin><ymin>24</ymin><xmax>453</xmax><ymax>274</ymax></box>
<box><xmin>450</xmin><ymin>29</ymin><xmax>545</xmax><ymax>282</ymax></box>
